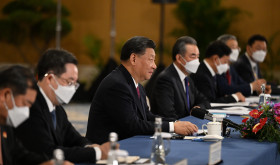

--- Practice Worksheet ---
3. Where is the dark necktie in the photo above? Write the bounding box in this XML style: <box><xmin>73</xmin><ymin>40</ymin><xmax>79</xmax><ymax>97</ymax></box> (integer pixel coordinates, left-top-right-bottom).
<box><xmin>51</xmin><ymin>110</ymin><xmax>57</xmax><ymax>129</ymax></box>
<box><xmin>184</xmin><ymin>77</ymin><xmax>190</xmax><ymax>111</ymax></box>
<box><xmin>226</xmin><ymin>70</ymin><xmax>231</xmax><ymax>85</ymax></box>
<box><xmin>136</xmin><ymin>86</ymin><xmax>140</xmax><ymax>99</ymax></box>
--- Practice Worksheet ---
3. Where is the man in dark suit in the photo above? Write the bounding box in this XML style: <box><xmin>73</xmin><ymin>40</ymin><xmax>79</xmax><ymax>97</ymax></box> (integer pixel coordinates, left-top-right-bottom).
<box><xmin>16</xmin><ymin>49</ymin><xmax>110</xmax><ymax>164</ymax></box>
<box><xmin>150</xmin><ymin>36</ymin><xmax>210</xmax><ymax>120</ymax></box>
<box><xmin>86</xmin><ymin>36</ymin><xmax>198</xmax><ymax>144</ymax></box>
<box><xmin>216</xmin><ymin>34</ymin><xmax>265</xmax><ymax>97</ymax></box>
<box><xmin>233</xmin><ymin>34</ymin><xmax>273</xmax><ymax>94</ymax></box>
<box><xmin>191</xmin><ymin>41</ymin><xmax>245</xmax><ymax>103</ymax></box>
<box><xmin>0</xmin><ymin>65</ymin><xmax>61</xmax><ymax>165</ymax></box>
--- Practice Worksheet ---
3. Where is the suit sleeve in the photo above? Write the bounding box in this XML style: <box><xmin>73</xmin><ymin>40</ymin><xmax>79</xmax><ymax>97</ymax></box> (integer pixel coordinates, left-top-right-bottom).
<box><xmin>191</xmin><ymin>73</ymin><xmax>236</xmax><ymax>103</ymax></box>
<box><xmin>16</xmin><ymin>105</ymin><xmax>97</xmax><ymax>163</ymax></box>
<box><xmin>151</xmin><ymin>75</ymin><xmax>179</xmax><ymax>119</ymax></box>
<box><xmin>103</xmin><ymin>82</ymin><xmax>169</xmax><ymax>136</ymax></box>
<box><xmin>216</xmin><ymin>74</ymin><xmax>251</xmax><ymax>97</ymax></box>
<box><xmin>189</xmin><ymin>77</ymin><xmax>211</xmax><ymax>109</ymax></box>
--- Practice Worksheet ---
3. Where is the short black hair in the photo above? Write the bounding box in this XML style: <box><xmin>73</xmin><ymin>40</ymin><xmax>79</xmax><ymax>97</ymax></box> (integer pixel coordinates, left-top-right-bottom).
<box><xmin>0</xmin><ymin>65</ymin><xmax>36</xmax><ymax>96</ymax></box>
<box><xmin>120</xmin><ymin>36</ymin><xmax>156</xmax><ymax>61</ymax></box>
<box><xmin>172</xmin><ymin>36</ymin><xmax>197</xmax><ymax>61</ymax></box>
<box><xmin>247</xmin><ymin>34</ymin><xmax>268</xmax><ymax>46</ymax></box>
<box><xmin>205</xmin><ymin>41</ymin><xmax>232</xmax><ymax>58</ymax></box>
<box><xmin>37</xmin><ymin>49</ymin><xmax>78</xmax><ymax>80</ymax></box>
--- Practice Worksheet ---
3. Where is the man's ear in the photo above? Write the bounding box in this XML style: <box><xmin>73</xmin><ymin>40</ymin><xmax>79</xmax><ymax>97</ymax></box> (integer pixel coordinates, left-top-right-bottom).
<box><xmin>130</xmin><ymin>53</ymin><xmax>137</xmax><ymax>66</ymax></box>
<box><xmin>43</xmin><ymin>72</ymin><xmax>54</xmax><ymax>84</ymax></box>
<box><xmin>246</xmin><ymin>45</ymin><xmax>251</xmax><ymax>55</ymax></box>
<box><xmin>212</xmin><ymin>55</ymin><xmax>219</xmax><ymax>63</ymax></box>
<box><xmin>0</xmin><ymin>88</ymin><xmax>11</xmax><ymax>104</ymax></box>
<box><xmin>175</xmin><ymin>54</ymin><xmax>183</xmax><ymax>64</ymax></box>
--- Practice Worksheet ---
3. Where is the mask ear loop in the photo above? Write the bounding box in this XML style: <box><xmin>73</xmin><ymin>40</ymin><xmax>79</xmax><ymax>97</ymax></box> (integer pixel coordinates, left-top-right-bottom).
<box><xmin>179</xmin><ymin>55</ymin><xmax>188</xmax><ymax>64</ymax></box>
<box><xmin>47</xmin><ymin>74</ymin><xmax>60</xmax><ymax>91</ymax></box>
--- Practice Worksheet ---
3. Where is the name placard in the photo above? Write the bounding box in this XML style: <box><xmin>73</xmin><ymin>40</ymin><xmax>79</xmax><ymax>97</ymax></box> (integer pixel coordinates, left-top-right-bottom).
<box><xmin>208</xmin><ymin>141</ymin><xmax>222</xmax><ymax>165</ymax></box>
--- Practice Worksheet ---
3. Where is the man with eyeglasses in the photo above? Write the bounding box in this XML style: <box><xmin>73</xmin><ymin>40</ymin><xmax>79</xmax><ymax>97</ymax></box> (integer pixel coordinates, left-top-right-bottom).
<box><xmin>0</xmin><ymin>65</ymin><xmax>74</xmax><ymax>165</ymax></box>
<box><xmin>16</xmin><ymin>49</ymin><xmax>110</xmax><ymax>164</ymax></box>
<box><xmin>216</xmin><ymin>34</ymin><xmax>267</xmax><ymax>96</ymax></box>
<box><xmin>150</xmin><ymin>36</ymin><xmax>211</xmax><ymax>120</ymax></box>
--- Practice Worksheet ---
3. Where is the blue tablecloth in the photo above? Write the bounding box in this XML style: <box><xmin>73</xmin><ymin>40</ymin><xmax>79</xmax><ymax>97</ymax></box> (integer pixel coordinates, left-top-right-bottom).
<box><xmin>119</xmin><ymin>116</ymin><xmax>280</xmax><ymax>165</ymax></box>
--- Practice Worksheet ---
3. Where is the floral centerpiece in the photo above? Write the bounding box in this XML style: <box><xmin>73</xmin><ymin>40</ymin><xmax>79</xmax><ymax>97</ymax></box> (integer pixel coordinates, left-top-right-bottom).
<box><xmin>240</xmin><ymin>102</ymin><xmax>280</xmax><ymax>151</ymax></box>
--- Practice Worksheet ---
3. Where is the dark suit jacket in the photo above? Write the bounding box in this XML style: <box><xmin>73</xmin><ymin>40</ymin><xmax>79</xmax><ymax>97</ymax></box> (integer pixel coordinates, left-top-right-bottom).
<box><xmin>86</xmin><ymin>65</ymin><xmax>171</xmax><ymax>144</ymax></box>
<box><xmin>216</xmin><ymin>65</ymin><xmax>251</xmax><ymax>97</ymax></box>
<box><xmin>150</xmin><ymin>64</ymin><xmax>211</xmax><ymax>120</ymax></box>
<box><xmin>233</xmin><ymin>53</ymin><xmax>262</xmax><ymax>83</ymax></box>
<box><xmin>190</xmin><ymin>62</ymin><xmax>236</xmax><ymax>103</ymax></box>
<box><xmin>1</xmin><ymin>125</ymin><xmax>48</xmax><ymax>165</ymax></box>
<box><xmin>16</xmin><ymin>88</ymin><xmax>97</xmax><ymax>163</ymax></box>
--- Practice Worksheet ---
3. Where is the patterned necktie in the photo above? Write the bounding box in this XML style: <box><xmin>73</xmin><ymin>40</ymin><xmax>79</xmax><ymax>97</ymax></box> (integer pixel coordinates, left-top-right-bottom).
<box><xmin>136</xmin><ymin>86</ymin><xmax>140</xmax><ymax>99</ymax></box>
<box><xmin>253</xmin><ymin>66</ymin><xmax>258</xmax><ymax>80</ymax></box>
<box><xmin>184</xmin><ymin>77</ymin><xmax>190</xmax><ymax>111</ymax></box>
<box><xmin>51</xmin><ymin>110</ymin><xmax>57</xmax><ymax>129</ymax></box>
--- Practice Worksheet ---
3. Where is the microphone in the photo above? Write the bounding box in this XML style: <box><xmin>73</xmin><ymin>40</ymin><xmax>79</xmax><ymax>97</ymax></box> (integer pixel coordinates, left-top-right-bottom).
<box><xmin>191</xmin><ymin>108</ymin><xmax>241</xmax><ymax>130</ymax></box>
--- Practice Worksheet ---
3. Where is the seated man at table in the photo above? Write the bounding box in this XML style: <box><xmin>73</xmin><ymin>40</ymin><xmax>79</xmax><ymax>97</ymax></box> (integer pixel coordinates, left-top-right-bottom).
<box><xmin>233</xmin><ymin>34</ymin><xmax>274</xmax><ymax>94</ymax></box>
<box><xmin>216</xmin><ymin>34</ymin><xmax>266</xmax><ymax>97</ymax></box>
<box><xmin>16</xmin><ymin>49</ymin><xmax>110</xmax><ymax>164</ymax></box>
<box><xmin>86</xmin><ymin>36</ymin><xmax>198</xmax><ymax>144</ymax></box>
<box><xmin>150</xmin><ymin>36</ymin><xmax>210</xmax><ymax>120</ymax></box>
<box><xmin>0</xmin><ymin>65</ymin><xmax>72</xmax><ymax>165</ymax></box>
<box><xmin>190</xmin><ymin>41</ymin><xmax>245</xmax><ymax>103</ymax></box>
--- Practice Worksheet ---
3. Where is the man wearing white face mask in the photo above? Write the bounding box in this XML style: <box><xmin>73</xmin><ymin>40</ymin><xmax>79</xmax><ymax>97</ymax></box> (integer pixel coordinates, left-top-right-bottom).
<box><xmin>150</xmin><ymin>36</ymin><xmax>211</xmax><ymax>120</ymax></box>
<box><xmin>216</xmin><ymin>34</ymin><xmax>266</xmax><ymax>97</ymax></box>
<box><xmin>233</xmin><ymin>34</ymin><xmax>273</xmax><ymax>94</ymax></box>
<box><xmin>16</xmin><ymin>49</ymin><xmax>111</xmax><ymax>164</ymax></box>
<box><xmin>0</xmin><ymin>65</ymin><xmax>75</xmax><ymax>165</ymax></box>
<box><xmin>191</xmin><ymin>41</ymin><xmax>245</xmax><ymax>103</ymax></box>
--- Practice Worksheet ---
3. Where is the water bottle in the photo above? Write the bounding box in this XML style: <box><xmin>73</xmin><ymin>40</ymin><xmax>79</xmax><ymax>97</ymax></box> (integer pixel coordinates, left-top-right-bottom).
<box><xmin>150</xmin><ymin>117</ymin><xmax>166</xmax><ymax>165</ymax></box>
<box><xmin>107</xmin><ymin>132</ymin><xmax>119</xmax><ymax>165</ymax></box>
<box><xmin>53</xmin><ymin>149</ymin><xmax>64</xmax><ymax>165</ymax></box>
<box><xmin>259</xmin><ymin>83</ymin><xmax>271</xmax><ymax>106</ymax></box>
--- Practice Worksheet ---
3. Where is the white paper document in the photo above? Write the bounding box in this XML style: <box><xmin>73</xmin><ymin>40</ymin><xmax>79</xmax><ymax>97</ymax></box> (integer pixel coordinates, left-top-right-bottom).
<box><xmin>210</xmin><ymin>102</ymin><xmax>250</xmax><ymax>107</ymax></box>
<box><xmin>245</xmin><ymin>96</ymin><xmax>259</xmax><ymax>103</ymax></box>
<box><xmin>208</xmin><ymin>109</ymin><xmax>250</xmax><ymax>115</ymax></box>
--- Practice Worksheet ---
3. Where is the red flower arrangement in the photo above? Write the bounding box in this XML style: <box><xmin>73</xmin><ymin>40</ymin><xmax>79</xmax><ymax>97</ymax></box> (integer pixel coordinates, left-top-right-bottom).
<box><xmin>240</xmin><ymin>102</ymin><xmax>280</xmax><ymax>151</ymax></box>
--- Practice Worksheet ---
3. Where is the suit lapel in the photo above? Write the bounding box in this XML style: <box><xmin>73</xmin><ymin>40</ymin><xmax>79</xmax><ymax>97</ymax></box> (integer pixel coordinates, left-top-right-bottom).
<box><xmin>243</xmin><ymin>55</ymin><xmax>255</xmax><ymax>80</ymax></box>
<box><xmin>1</xmin><ymin>126</ymin><xmax>9</xmax><ymax>164</ymax></box>
<box><xmin>201</xmin><ymin>62</ymin><xmax>217</xmax><ymax>98</ymax></box>
<box><xmin>119</xmin><ymin>65</ymin><xmax>147</xmax><ymax>120</ymax></box>
<box><xmin>37</xmin><ymin>90</ymin><xmax>60</xmax><ymax>144</ymax></box>
<box><xmin>170</xmin><ymin>65</ymin><xmax>189</xmax><ymax>112</ymax></box>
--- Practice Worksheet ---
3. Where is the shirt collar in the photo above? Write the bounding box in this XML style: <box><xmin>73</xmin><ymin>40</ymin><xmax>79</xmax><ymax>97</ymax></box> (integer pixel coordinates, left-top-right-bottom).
<box><xmin>204</xmin><ymin>60</ymin><xmax>216</xmax><ymax>77</ymax></box>
<box><xmin>131</xmin><ymin>77</ymin><xmax>138</xmax><ymax>88</ymax></box>
<box><xmin>38</xmin><ymin>85</ymin><xmax>55</xmax><ymax>113</ymax></box>
<box><xmin>245</xmin><ymin>52</ymin><xmax>257</xmax><ymax>69</ymax></box>
<box><xmin>173</xmin><ymin>63</ymin><xmax>187</xmax><ymax>82</ymax></box>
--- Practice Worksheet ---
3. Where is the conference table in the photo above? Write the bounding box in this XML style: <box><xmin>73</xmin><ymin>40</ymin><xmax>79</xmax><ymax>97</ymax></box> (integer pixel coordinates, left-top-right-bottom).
<box><xmin>119</xmin><ymin>115</ymin><xmax>280</xmax><ymax>165</ymax></box>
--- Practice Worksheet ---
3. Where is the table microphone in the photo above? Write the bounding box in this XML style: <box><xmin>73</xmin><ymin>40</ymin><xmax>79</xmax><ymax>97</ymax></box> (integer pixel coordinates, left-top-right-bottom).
<box><xmin>191</xmin><ymin>108</ymin><xmax>241</xmax><ymax>130</ymax></box>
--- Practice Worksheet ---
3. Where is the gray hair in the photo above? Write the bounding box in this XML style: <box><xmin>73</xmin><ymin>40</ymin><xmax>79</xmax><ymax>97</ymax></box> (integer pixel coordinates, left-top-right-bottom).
<box><xmin>217</xmin><ymin>34</ymin><xmax>237</xmax><ymax>44</ymax></box>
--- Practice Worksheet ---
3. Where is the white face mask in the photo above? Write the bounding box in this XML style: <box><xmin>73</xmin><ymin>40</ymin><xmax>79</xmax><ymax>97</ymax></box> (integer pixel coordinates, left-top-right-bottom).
<box><xmin>215</xmin><ymin>58</ymin><xmax>229</xmax><ymax>75</ymax></box>
<box><xmin>180</xmin><ymin>56</ymin><xmax>200</xmax><ymax>73</ymax></box>
<box><xmin>252</xmin><ymin>50</ymin><xmax>266</xmax><ymax>62</ymax></box>
<box><xmin>4</xmin><ymin>93</ymin><xmax>30</xmax><ymax>128</ymax></box>
<box><xmin>229</xmin><ymin>49</ymin><xmax>239</xmax><ymax>62</ymax></box>
<box><xmin>49</xmin><ymin>75</ymin><xmax>78</xmax><ymax>104</ymax></box>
